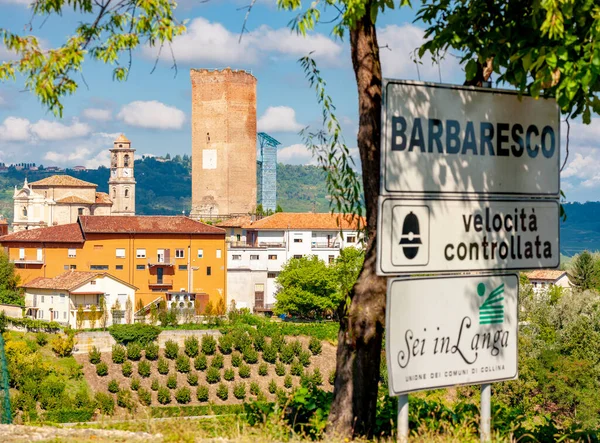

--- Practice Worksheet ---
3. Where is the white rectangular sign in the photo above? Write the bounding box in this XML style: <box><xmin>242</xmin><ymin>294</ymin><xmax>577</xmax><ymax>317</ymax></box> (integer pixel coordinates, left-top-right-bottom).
<box><xmin>377</xmin><ymin>197</ymin><xmax>559</xmax><ymax>275</ymax></box>
<box><xmin>382</xmin><ymin>80</ymin><xmax>560</xmax><ymax>197</ymax></box>
<box><xmin>386</xmin><ymin>274</ymin><xmax>518</xmax><ymax>396</ymax></box>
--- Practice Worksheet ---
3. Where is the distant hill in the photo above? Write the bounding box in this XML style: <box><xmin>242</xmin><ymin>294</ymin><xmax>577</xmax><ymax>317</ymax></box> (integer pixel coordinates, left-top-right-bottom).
<box><xmin>1</xmin><ymin>160</ymin><xmax>593</xmax><ymax>257</ymax></box>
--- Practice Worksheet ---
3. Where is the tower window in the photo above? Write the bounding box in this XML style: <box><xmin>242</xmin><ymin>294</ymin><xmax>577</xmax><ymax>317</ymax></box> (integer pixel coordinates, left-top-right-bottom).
<box><xmin>124</xmin><ymin>154</ymin><xmax>130</xmax><ymax>167</ymax></box>
<box><xmin>125</xmin><ymin>189</ymin><xmax>129</xmax><ymax>198</ymax></box>
<box><xmin>22</xmin><ymin>207</ymin><xmax>27</xmax><ymax>217</ymax></box>
<box><xmin>112</xmin><ymin>188</ymin><xmax>116</xmax><ymax>199</ymax></box>
<box><xmin>78</xmin><ymin>208</ymin><xmax>84</xmax><ymax>215</ymax></box>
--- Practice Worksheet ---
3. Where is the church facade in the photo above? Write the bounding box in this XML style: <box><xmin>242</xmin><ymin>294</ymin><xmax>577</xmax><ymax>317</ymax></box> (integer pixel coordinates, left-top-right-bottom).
<box><xmin>12</xmin><ymin>134</ymin><xmax>136</xmax><ymax>232</ymax></box>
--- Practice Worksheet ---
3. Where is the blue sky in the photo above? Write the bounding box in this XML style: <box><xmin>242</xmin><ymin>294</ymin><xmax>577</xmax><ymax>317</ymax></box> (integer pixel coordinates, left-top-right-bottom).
<box><xmin>0</xmin><ymin>0</ymin><xmax>598</xmax><ymax>202</ymax></box>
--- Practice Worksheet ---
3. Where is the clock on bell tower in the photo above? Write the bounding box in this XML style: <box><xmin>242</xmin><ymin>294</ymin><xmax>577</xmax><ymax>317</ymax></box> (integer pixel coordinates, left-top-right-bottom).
<box><xmin>108</xmin><ymin>134</ymin><xmax>136</xmax><ymax>216</ymax></box>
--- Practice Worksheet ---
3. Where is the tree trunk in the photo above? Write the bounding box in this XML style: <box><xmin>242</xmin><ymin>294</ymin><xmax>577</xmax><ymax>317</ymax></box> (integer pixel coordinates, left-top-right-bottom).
<box><xmin>327</xmin><ymin>5</ymin><xmax>387</xmax><ymax>438</ymax></box>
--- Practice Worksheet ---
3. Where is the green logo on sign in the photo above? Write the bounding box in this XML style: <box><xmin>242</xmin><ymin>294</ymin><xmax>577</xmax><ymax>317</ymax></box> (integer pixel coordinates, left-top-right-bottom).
<box><xmin>477</xmin><ymin>282</ymin><xmax>504</xmax><ymax>325</ymax></box>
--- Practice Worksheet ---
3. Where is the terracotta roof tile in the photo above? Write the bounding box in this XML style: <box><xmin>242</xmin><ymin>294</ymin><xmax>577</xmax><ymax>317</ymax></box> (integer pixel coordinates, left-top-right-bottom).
<box><xmin>215</xmin><ymin>216</ymin><xmax>253</xmax><ymax>228</ymax></box>
<box><xmin>0</xmin><ymin>223</ymin><xmax>84</xmax><ymax>243</ymax></box>
<box><xmin>524</xmin><ymin>270</ymin><xmax>567</xmax><ymax>281</ymax></box>
<box><xmin>24</xmin><ymin>271</ymin><xmax>98</xmax><ymax>290</ymax></box>
<box><xmin>79</xmin><ymin>216</ymin><xmax>225</xmax><ymax>235</ymax></box>
<box><xmin>29</xmin><ymin>175</ymin><xmax>97</xmax><ymax>188</ymax></box>
<box><xmin>95</xmin><ymin>192</ymin><xmax>112</xmax><ymax>205</ymax></box>
<box><xmin>243</xmin><ymin>213</ymin><xmax>364</xmax><ymax>230</ymax></box>
<box><xmin>55</xmin><ymin>195</ymin><xmax>94</xmax><ymax>204</ymax></box>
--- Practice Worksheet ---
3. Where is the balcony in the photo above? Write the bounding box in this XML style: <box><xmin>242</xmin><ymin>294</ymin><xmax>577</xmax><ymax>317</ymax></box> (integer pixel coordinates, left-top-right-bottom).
<box><xmin>227</xmin><ymin>240</ymin><xmax>255</xmax><ymax>248</ymax></box>
<box><xmin>148</xmin><ymin>278</ymin><xmax>173</xmax><ymax>288</ymax></box>
<box><xmin>147</xmin><ymin>260</ymin><xmax>174</xmax><ymax>267</ymax></box>
<box><xmin>257</xmin><ymin>242</ymin><xmax>286</xmax><ymax>249</ymax></box>
<box><xmin>11</xmin><ymin>256</ymin><xmax>44</xmax><ymax>265</ymax></box>
<box><xmin>311</xmin><ymin>242</ymin><xmax>341</xmax><ymax>250</ymax></box>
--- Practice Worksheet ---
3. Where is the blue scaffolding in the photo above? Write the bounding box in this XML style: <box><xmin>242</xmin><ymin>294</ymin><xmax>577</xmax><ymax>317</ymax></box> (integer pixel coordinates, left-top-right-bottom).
<box><xmin>256</xmin><ymin>132</ymin><xmax>281</xmax><ymax>212</ymax></box>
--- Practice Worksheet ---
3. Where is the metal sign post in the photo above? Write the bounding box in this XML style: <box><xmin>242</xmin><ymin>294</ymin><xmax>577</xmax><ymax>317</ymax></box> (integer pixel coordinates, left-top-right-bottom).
<box><xmin>398</xmin><ymin>394</ymin><xmax>409</xmax><ymax>443</ymax></box>
<box><xmin>480</xmin><ymin>383</ymin><xmax>491</xmax><ymax>441</ymax></box>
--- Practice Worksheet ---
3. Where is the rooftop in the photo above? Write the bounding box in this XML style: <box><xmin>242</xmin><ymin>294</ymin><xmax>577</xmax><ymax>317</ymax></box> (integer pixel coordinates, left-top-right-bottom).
<box><xmin>0</xmin><ymin>223</ymin><xmax>84</xmax><ymax>243</ymax></box>
<box><xmin>525</xmin><ymin>270</ymin><xmax>567</xmax><ymax>281</ymax></box>
<box><xmin>95</xmin><ymin>192</ymin><xmax>112</xmax><ymax>205</ymax></box>
<box><xmin>115</xmin><ymin>134</ymin><xmax>130</xmax><ymax>143</ymax></box>
<box><xmin>55</xmin><ymin>195</ymin><xmax>94</xmax><ymax>205</ymax></box>
<box><xmin>29</xmin><ymin>175</ymin><xmax>97</xmax><ymax>188</ymax></box>
<box><xmin>215</xmin><ymin>216</ymin><xmax>253</xmax><ymax>228</ymax></box>
<box><xmin>78</xmin><ymin>216</ymin><xmax>225</xmax><ymax>235</ymax></box>
<box><xmin>243</xmin><ymin>213</ymin><xmax>364</xmax><ymax>231</ymax></box>
<box><xmin>24</xmin><ymin>271</ymin><xmax>98</xmax><ymax>291</ymax></box>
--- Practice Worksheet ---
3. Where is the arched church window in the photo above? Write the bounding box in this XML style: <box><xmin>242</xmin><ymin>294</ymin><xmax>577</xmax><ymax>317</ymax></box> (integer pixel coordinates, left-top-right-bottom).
<box><xmin>22</xmin><ymin>207</ymin><xmax>27</xmax><ymax>217</ymax></box>
<box><xmin>111</xmin><ymin>154</ymin><xmax>118</xmax><ymax>167</ymax></box>
<box><xmin>125</xmin><ymin>188</ymin><xmax>129</xmax><ymax>198</ymax></box>
<box><xmin>124</xmin><ymin>154</ymin><xmax>130</xmax><ymax>167</ymax></box>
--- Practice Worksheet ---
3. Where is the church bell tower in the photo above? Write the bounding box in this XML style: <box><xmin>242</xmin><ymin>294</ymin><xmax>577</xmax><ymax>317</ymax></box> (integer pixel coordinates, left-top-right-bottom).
<box><xmin>109</xmin><ymin>134</ymin><xmax>136</xmax><ymax>216</ymax></box>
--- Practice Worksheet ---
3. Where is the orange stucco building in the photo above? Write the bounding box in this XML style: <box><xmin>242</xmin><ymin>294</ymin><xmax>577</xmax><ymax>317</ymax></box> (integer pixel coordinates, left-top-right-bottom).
<box><xmin>0</xmin><ymin>216</ymin><xmax>227</xmax><ymax>311</ymax></box>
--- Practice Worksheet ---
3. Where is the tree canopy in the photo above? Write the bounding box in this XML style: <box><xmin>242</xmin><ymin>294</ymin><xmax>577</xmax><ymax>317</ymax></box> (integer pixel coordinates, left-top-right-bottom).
<box><xmin>0</xmin><ymin>251</ymin><xmax>23</xmax><ymax>306</ymax></box>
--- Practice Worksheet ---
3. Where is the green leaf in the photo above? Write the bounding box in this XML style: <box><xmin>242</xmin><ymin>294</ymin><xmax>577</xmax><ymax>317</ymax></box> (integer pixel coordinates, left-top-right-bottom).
<box><xmin>465</xmin><ymin>59</ymin><xmax>478</xmax><ymax>81</ymax></box>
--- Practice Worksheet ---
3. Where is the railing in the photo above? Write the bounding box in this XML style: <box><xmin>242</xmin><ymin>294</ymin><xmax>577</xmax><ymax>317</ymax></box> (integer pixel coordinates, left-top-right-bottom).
<box><xmin>257</xmin><ymin>242</ymin><xmax>286</xmax><ymax>248</ymax></box>
<box><xmin>227</xmin><ymin>241</ymin><xmax>254</xmax><ymax>248</ymax></box>
<box><xmin>11</xmin><ymin>256</ymin><xmax>44</xmax><ymax>264</ymax></box>
<box><xmin>311</xmin><ymin>242</ymin><xmax>341</xmax><ymax>249</ymax></box>
<box><xmin>148</xmin><ymin>278</ymin><xmax>173</xmax><ymax>286</ymax></box>
<box><xmin>147</xmin><ymin>260</ymin><xmax>174</xmax><ymax>266</ymax></box>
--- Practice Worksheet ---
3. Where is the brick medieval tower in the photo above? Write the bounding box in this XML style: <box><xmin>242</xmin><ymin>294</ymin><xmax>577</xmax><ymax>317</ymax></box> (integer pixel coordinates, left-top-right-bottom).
<box><xmin>189</xmin><ymin>68</ymin><xmax>257</xmax><ymax>218</ymax></box>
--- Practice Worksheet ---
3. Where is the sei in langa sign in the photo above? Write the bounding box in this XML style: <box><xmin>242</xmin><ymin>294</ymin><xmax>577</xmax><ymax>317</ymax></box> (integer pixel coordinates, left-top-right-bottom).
<box><xmin>377</xmin><ymin>197</ymin><xmax>559</xmax><ymax>275</ymax></box>
<box><xmin>386</xmin><ymin>274</ymin><xmax>518</xmax><ymax>396</ymax></box>
<box><xmin>381</xmin><ymin>80</ymin><xmax>560</xmax><ymax>197</ymax></box>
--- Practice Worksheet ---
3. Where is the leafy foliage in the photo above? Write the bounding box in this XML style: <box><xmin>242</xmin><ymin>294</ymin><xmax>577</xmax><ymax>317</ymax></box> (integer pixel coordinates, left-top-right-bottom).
<box><xmin>166</xmin><ymin>374</ymin><xmax>178</xmax><ymax>390</ymax></box>
<box><xmin>151</xmin><ymin>378</ymin><xmax>159</xmax><ymax>391</ymax></box>
<box><xmin>231</xmin><ymin>351</ymin><xmax>242</xmax><ymax>368</ymax></box>
<box><xmin>262</xmin><ymin>345</ymin><xmax>278</xmax><ymax>364</ymax></box>
<box><xmin>184</xmin><ymin>336</ymin><xmax>199</xmax><ymax>358</ymax></box>
<box><xmin>569</xmin><ymin>251</ymin><xmax>598</xmax><ymax>291</ymax></box>
<box><xmin>130</xmin><ymin>376</ymin><xmax>140</xmax><ymax>391</ymax></box>
<box><xmin>268</xmin><ymin>379</ymin><xmax>277</xmax><ymax>394</ymax></box>
<box><xmin>201</xmin><ymin>335</ymin><xmax>217</xmax><ymax>355</ymax></box>
<box><xmin>243</xmin><ymin>347</ymin><xmax>259</xmax><ymax>364</ymax></box>
<box><xmin>0</xmin><ymin>250</ymin><xmax>23</xmax><ymax>305</ymax></box>
<box><xmin>108</xmin><ymin>379</ymin><xmax>120</xmax><ymax>393</ymax></box>
<box><xmin>95</xmin><ymin>362</ymin><xmax>108</xmax><ymax>377</ymax></box>
<box><xmin>94</xmin><ymin>392</ymin><xmax>115</xmax><ymax>416</ymax></box>
<box><xmin>275</xmin><ymin>361</ymin><xmax>286</xmax><ymax>377</ymax></box>
<box><xmin>116</xmin><ymin>390</ymin><xmax>135</xmax><ymax>412</ymax></box>
<box><xmin>126</xmin><ymin>342</ymin><xmax>142</xmax><ymax>361</ymax></box>
<box><xmin>279</xmin><ymin>344</ymin><xmax>295</xmax><ymax>364</ymax></box>
<box><xmin>175</xmin><ymin>387</ymin><xmax>191</xmax><ymax>404</ymax></box>
<box><xmin>138</xmin><ymin>360</ymin><xmax>151</xmax><ymax>378</ymax></box>
<box><xmin>164</xmin><ymin>340</ymin><xmax>179</xmax><ymax>360</ymax></box>
<box><xmin>138</xmin><ymin>388</ymin><xmax>152</xmax><ymax>407</ymax></box>
<box><xmin>224</xmin><ymin>368</ymin><xmax>235</xmax><ymax>381</ymax></box>
<box><xmin>211</xmin><ymin>353</ymin><xmax>224</xmax><ymax>369</ymax></box>
<box><xmin>216</xmin><ymin>383</ymin><xmax>229</xmax><ymax>401</ymax></box>
<box><xmin>218</xmin><ymin>334</ymin><xmax>234</xmax><ymax>354</ymax></box>
<box><xmin>205</xmin><ymin>367</ymin><xmax>221</xmax><ymax>384</ymax></box>
<box><xmin>122</xmin><ymin>361</ymin><xmax>133</xmax><ymax>378</ymax></box>
<box><xmin>309</xmin><ymin>337</ymin><xmax>322</xmax><ymax>355</ymax></box>
<box><xmin>187</xmin><ymin>372</ymin><xmax>199</xmax><ymax>386</ymax></box>
<box><xmin>51</xmin><ymin>334</ymin><xmax>75</xmax><ymax>357</ymax></box>
<box><xmin>194</xmin><ymin>354</ymin><xmax>207</xmax><ymax>371</ymax></box>
<box><xmin>112</xmin><ymin>344</ymin><xmax>126</xmax><ymax>364</ymax></box>
<box><xmin>109</xmin><ymin>324</ymin><xmax>160</xmax><ymax>346</ymax></box>
<box><xmin>88</xmin><ymin>346</ymin><xmax>101</xmax><ymax>364</ymax></box>
<box><xmin>157</xmin><ymin>386</ymin><xmax>171</xmax><ymax>405</ymax></box>
<box><xmin>176</xmin><ymin>354</ymin><xmax>191</xmax><ymax>373</ymax></box>
<box><xmin>196</xmin><ymin>385</ymin><xmax>209</xmax><ymax>402</ymax></box>
<box><xmin>258</xmin><ymin>363</ymin><xmax>269</xmax><ymax>376</ymax></box>
<box><xmin>238</xmin><ymin>363</ymin><xmax>251</xmax><ymax>379</ymax></box>
<box><xmin>144</xmin><ymin>342</ymin><xmax>159</xmax><ymax>361</ymax></box>
<box><xmin>157</xmin><ymin>357</ymin><xmax>169</xmax><ymax>375</ymax></box>
<box><xmin>233</xmin><ymin>382</ymin><xmax>246</xmax><ymax>400</ymax></box>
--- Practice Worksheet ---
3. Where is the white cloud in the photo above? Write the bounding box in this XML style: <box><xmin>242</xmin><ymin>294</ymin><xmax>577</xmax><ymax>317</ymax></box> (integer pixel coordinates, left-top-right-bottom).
<box><xmin>82</xmin><ymin>108</ymin><xmax>112</xmax><ymax>121</ymax></box>
<box><xmin>0</xmin><ymin>0</ymin><xmax>31</xmax><ymax>6</ymax></box>
<box><xmin>30</xmin><ymin>119</ymin><xmax>91</xmax><ymax>141</ymax></box>
<box><xmin>44</xmin><ymin>147</ymin><xmax>92</xmax><ymax>163</ymax></box>
<box><xmin>378</xmin><ymin>23</ymin><xmax>461</xmax><ymax>82</ymax></box>
<box><xmin>258</xmin><ymin>106</ymin><xmax>303</xmax><ymax>133</ymax></box>
<box><xmin>0</xmin><ymin>117</ymin><xmax>31</xmax><ymax>141</ymax></box>
<box><xmin>278</xmin><ymin>143</ymin><xmax>315</xmax><ymax>165</ymax></box>
<box><xmin>144</xmin><ymin>17</ymin><xmax>343</xmax><ymax>66</ymax></box>
<box><xmin>117</xmin><ymin>100</ymin><xmax>186</xmax><ymax>130</ymax></box>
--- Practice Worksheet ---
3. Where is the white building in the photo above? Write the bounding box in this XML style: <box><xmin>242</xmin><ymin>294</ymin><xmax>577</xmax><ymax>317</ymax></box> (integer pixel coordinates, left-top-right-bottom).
<box><xmin>22</xmin><ymin>270</ymin><xmax>137</xmax><ymax>328</ymax></box>
<box><xmin>217</xmin><ymin>213</ymin><xmax>364</xmax><ymax>311</ymax></box>
<box><xmin>524</xmin><ymin>270</ymin><xmax>571</xmax><ymax>295</ymax></box>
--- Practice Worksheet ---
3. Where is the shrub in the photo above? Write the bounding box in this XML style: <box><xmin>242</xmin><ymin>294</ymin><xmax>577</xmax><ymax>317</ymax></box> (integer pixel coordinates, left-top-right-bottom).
<box><xmin>89</xmin><ymin>346</ymin><xmax>101</xmax><ymax>364</ymax></box>
<box><xmin>166</xmin><ymin>374</ymin><xmax>178</xmax><ymax>389</ymax></box>
<box><xmin>218</xmin><ymin>334</ymin><xmax>234</xmax><ymax>354</ymax></box>
<box><xmin>201</xmin><ymin>335</ymin><xmax>217</xmax><ymax>355</ymax></box>
<box><xmin>238</xmin><ymin>363</ymin><xmax>251</xmax><ymax>378</ymax></box>
<box><xmin>144</xmin><ymin>342</ymin><xmax>159</xmax><ymax>360</ymax></box>
<box><xmin>175</xmin><ymin>387</ymin><xmax>191</xmax><ymax>404</ymax></box>
<box><xmin>279</xmin><ymin>344</ymin><xmax>295</xmax><ymax>364</ymax></box>
<box><xmin>176</xmin><ymin>354</ymin><xmax>191</xmax><ymax>373</ymax></box>
<box><xmin>284</xmin><ymin>374</ymin><xmax>293</xmax><ymax>389</ymax></box>
<box><xmin>130</xmin><ymin>376</ymin><xmax>141</xmax><ymax>391</ymax></box>
<box><xmin>187</xmin><ymin>372</ymin><xmax>199</xmax><ymax>386</ymax></box>
<box><xmin>138</xmin><ymin>388</ymin><xmax>152</xmax><ymax>406</ymax></box>
<box><xmin>164</xmin><ymin>340</ymin><xmax>179</xmax><ymax>359</ymax></box>
<box><xmin>328</xmin><ymin>370</ymin><xmax>336</xmax><ymax>386</ymax></box>
<box><xmin>231</xmin><ymin>351</ymin><xmax>242</xmax><ymax>367</ymax></box>
<box><xmin>51</xmin><ymin>334</ymin><xmax>74</xmax><ymax>357</ymax></box>
<box><xmin>233</xmin><ymin>382</ymin><xmax>246</xmax><ymax>400</ymax></box>
<box><xmin>249</xmin><ymin>381</ymin><xmax>260</xmax><ymax>396</ymax></box>
<box><xmin>194</xmin><ymin>354</ymin><xmax>208</xmax><ymax>371</ymax></box>
<box><xmin>253</xmin><ymin>332</ymin><xmax>266</xmax><ymax>352</ymax></box>
<box><xmin>122</xmin><ymin>361</ymin><xmax>133</xmax><ymax>377</ymax></box>
<box><xmin>290</xmin><ymin>359</ymin><xmax>303</xmax><ymax>376</ymax></box>
<box><xmin>151</xmin><ymin>378</ymin><xmax>160</xmax><ymax>391</ymax></box>
<box><xmin>206</xmin><ymin>366</ymin><xmax>221</xmax><ymax>384</ymax></box>
<box><xmin>127</xmin><ymin>342</ymin><xmax>142</xmax><ymax>361</ymax></box>
<box><xmin>268</xmin><ymin>379</ymin><xmax>277</xmax><ymax>394</ymax></box>
<box><xmin>36</xmin><ymin>332</ymin><xmax>48</xmax><ymax>347</ymax></box>
<box><xmin>134</xmin><ymin>360</ymin><xmax>149</xmax><ymax>378</ymax></box>
<box><xmin>309</xmin><ymin>337</ymin><xmax>322</xmax><ymax>355</ymax></box>
<box><xmin>262</xmin><ymin>344</ymin><xmax>278</xmax><ymax>364</ymax></box>
<box><xmin>216</xmin><ymin>383</ymin><xmax>228</xmax><ymax>400</ymax></box>
<box><xmin>197</xmin><ymin>385</ymin><xmax>209</xmax><ymax>402</ymax></box>
<box><xmin>224</xmin><ymin>368</ymin><xmax>235</xmax><ymax>381</ymax></box>
<box><xmin>96</xmin><ymin>362</ymin><xmax>108</xmax><ymax>376</ymax></box>
<box><xmin>275</xmin><ymin>361</ymin><xmax>286</xmax><ymax>376</ymax></box>
<box><xmin>184</xmin><ymin>336</ymin><xmax>199</xmax><ymax>358</ymax></box>
<box><xmin>271</xmin><ymin>333</ymin><xmax>286</xmax><ymax>351</ymax></box>
<box><xmin>290</xmin><ymin>340</ymin><xmax>303</xmax><ymax>356</ymax></box>
<box><xmin>108</xmin><ymin>379</ymin><xmax>120</xmax><ymax>393</ymax></box>
<box><xmin>95</xmin><ymin>392</ymin><xmax>115</xmax><ymax>415</ymax></box>
<box><xmin>157</xmin><ymin>357</ymin><xmax>169</xmax><ymax>375</ymax></box>
<box><xmin>116</xmin><ymin>390</ymin><xmax>135</xmax><ymax>411</ymax></box>
<box><xmin>112</xmin><ymin>344</ymin><xmax>126</xmax><ymax>364</ymax></box>
<box><xmin>109</xmin><ymin>324</ymin><xmax>161</xmax><ymax>345</ymax></box>
<box><xmin>299</xmin><ymin>350</ymin><xmax>311</xmax><ymax>367</ymax></box>
<box><xmin>233</xmin><ymin>330</ymin><xmax>252</xmax><ymax>352</ymax></box>
<box><xmin>243</xmin><ymin>347</ymin><xmax>259</xmax><ymax>364</ymax></box>
<box><xmin>211</xmin><ymin>353</ymin><xmax>224</xmax><ymax>369</ymax></box>
<box><xmin>157</xmin><ymin>386</ymin><xmax>171</xmax><ymax>404</ymax></box>
<box><xmin>312</xmin><ymin>368</ymin><xmax>323</xmax><ymax>386</ymax></box>
<box><xmin>258</xmin><ymin>363</ymin><xmax>269</xmax><ymax>376</ymax></box>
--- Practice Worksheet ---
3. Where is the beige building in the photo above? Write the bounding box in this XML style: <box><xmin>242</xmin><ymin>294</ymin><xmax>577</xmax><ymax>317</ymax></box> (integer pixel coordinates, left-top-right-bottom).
<box><xmin>524</xmin><ymin>270</ymin><xmax>572</xmax><ymax>295</ymax></box>
<box><xmin>12</xmin><ymin>134</ymin><xmax>136</xmax><ymax>231</ymax></box>
<box><xmin>190</xmin><ymin>68</ymin><xmax>257</xmax><ymax>218</ymax></box>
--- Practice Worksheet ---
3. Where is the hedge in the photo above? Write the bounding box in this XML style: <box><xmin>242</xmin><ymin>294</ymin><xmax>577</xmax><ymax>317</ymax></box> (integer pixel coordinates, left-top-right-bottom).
<box><xmin>150</xmin><ymin>404</ymin><xmax>244</xmax><ymax>418</ymax></box>
<box><xmin>43</xmin><ymin>408</ymin><xmax>94</xmax><ymax>423</ymax></box>
<box><xmin>1</xmin><ymin>314</ymin><xmax>61</xmax><ymax>333</ymax></box>
<box><xmin>108</xmin><ymin>324</ymin><xmax>161</xmax><ymax>345</ymax></box>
